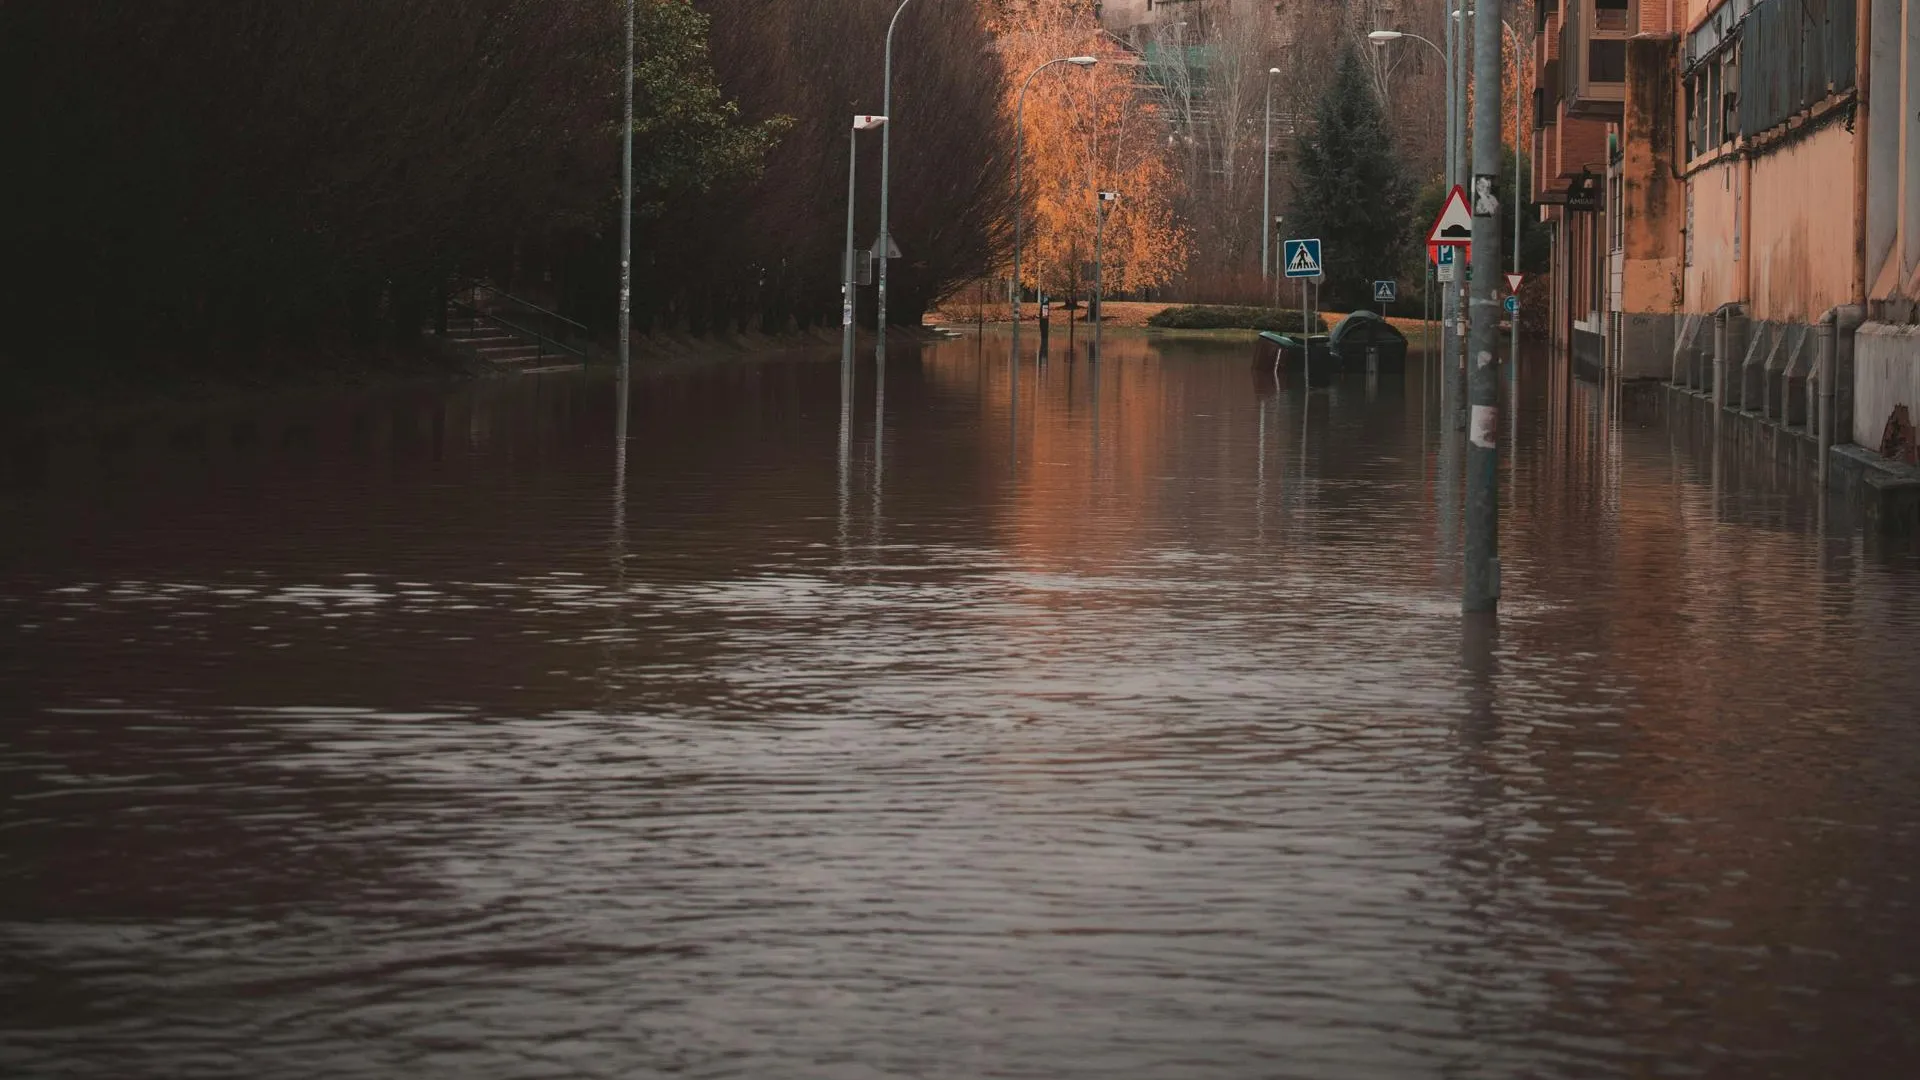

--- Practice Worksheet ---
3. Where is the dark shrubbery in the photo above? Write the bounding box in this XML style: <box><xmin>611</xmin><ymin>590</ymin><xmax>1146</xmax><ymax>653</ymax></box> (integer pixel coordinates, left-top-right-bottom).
<box><xmin>0</xmin><ymin>0</ymin><xmax>1014</xmax><ymax>368</ymax></box>
<box><xmin>1147</xmin><ymin>306</ymin><xmax>1326</xmax><ymax>334</ymax></box>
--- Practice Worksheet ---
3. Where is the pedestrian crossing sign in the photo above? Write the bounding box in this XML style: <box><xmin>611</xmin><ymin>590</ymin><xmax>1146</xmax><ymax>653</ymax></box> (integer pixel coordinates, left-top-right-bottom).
<box><xmin>1283</xmin><ymin>238</ymin><xmax>1323</xmax><ymax>279</ymax></box>
<box><xmin>1372</xmin><ymin>280</ymin><xmax>1397</xmax><ymax>303</ymax></box>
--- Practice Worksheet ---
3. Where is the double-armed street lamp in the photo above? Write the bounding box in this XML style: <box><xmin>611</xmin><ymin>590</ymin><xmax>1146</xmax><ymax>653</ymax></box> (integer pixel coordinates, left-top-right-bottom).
<box><xmin>1370</xmin><ymin>25</ymin><xmax>1462</xmax><ymax>415</ymax></box>
<box><xmin>1011</xmin><ymin>56</ymin><xmax>1099</xmax><ymax>342</ymax></box>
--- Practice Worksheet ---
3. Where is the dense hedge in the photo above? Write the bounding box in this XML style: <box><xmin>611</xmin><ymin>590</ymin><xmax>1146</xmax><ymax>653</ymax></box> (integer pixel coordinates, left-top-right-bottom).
<box><xmin>1146</xmin><ymin>306</ymin><xmax>1326</xmax><ymax>334</ymax></box>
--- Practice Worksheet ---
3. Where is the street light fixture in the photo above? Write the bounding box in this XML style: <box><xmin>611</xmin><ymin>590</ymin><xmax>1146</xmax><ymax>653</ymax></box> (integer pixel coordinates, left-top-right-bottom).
<box><xmin>1371</xmin><ymin>22</ymin><xmax>1461</xmax><ymax>418</ymax></box>
<box><xmin>1094</xmin><ymin>190</ymin><xmax>1119</xmax><ymax>360</ymax></box>
<box><xmin>875</xmin><ymin>0</ymin><xmax>923</xmax><ymax>369</ymax></box>
<box><xmin>1011</xmin><ymin>56</ymin><xmax>1099</xmax><ymax>342</ymax></box>
<box><xmin>1262</xmin><ymin>67</ymin><xmax>1281</xmax><ymax>281</ymax></box>
<box><xmin>844</xmin><ymin>114</ymin><xmax>887</xmax><ymax>384</ymax></box>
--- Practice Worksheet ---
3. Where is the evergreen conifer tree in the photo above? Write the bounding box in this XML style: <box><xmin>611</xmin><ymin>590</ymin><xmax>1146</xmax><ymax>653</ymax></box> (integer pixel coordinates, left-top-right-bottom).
<box><xmin>1286</xmin><ymin>48</ymin><xmax>1414</xmax><ymax>310</ymax></box>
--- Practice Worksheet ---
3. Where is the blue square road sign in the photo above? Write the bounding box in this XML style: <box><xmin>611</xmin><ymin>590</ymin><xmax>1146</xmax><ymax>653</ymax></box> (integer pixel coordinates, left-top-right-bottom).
<box><xmin>1372</xmin><ymin>280</ymin><xmax>1397</xmax><ymax>303</ymax></box>
<box><xmin>1283</xmin><ymin>239</ymin><xmax>1322</xmax><ymax>279</ymax></box>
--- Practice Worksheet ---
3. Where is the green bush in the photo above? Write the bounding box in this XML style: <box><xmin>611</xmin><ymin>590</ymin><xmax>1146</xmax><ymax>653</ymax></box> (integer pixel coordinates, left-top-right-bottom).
<box><xmin>1146</xmin><ymin>305</ymin><xmax>1326</xmax><ymax>334</ymax></box>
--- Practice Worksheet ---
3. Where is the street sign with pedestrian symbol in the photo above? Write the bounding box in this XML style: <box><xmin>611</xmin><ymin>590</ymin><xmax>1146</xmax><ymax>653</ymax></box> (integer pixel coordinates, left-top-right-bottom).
<box><xmin>1283</xmin><ymin>239</ymin><xmax>1322</xmax><ymax>279</ymax></box>
<box><xmin>1373</xmin><ymin>280</ymin><xmax>1397</xmax><ymax>303</ymax></box>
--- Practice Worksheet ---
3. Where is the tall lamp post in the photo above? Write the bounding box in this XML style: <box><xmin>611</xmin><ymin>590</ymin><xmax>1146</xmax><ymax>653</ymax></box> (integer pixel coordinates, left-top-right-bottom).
<box><xmin>1368</xmin><ymin>27</ymin><xmax>1453</xmax><ymax>399</ymax></box>
<box><xmin>1011</xmin><ymin>56</ymin><xmax>1099</xmax><ymax>342</ymax></box>
<box><xmin>1094</xmin><ymin>190</ymin><xmax>1118</xmax><ymax>360</ymax></box>
<box><xmin>1262</xmin><ymin>66</ymin><xmax>1281</xmax><ymax>280</ymax></box>
<box><xmin>844</xmin><ymin>115</ymin><xmax>888</xmax><ymax>382</ymax></box>
<box><xmin>1500</xmin><ymin>19</ymin><xmax>1529</xmax><ymax>389</ymax></box>
<box><xmin>618</xmin><ymin>0</ymin><xmax>634</xmax><ymax>411</ymax></box>
<box><xmin>876</xmin><ymin>0</ymin><xmax>924</xmax><ymax>368</ymax></box>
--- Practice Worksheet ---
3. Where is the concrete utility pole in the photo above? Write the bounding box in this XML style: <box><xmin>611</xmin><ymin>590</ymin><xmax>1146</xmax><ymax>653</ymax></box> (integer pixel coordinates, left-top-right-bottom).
<box><xmin>876</xmin><ymin>0</ymin><xmax>922</xmax><ymax>370</ymax></box>
<box><xmin>618</xmin><ymin>0</ymin><xmax>634</xmax><ymax>408</ymax></box>
<box><xmin>1464</xmin><ymin>0</ymin><xmax>1504</xmax><ymax>614</ymax></box>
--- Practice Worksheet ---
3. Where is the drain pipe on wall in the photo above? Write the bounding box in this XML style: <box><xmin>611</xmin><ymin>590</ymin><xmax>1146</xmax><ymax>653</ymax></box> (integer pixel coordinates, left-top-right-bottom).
<box><xmin>1853</xmin><ymin>0</ymin><xmax>1871</xmax><ymax>310</ymax></box>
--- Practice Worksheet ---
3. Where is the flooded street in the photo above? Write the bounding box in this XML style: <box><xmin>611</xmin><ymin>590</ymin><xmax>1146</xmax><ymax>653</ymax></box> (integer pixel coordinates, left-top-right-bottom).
<box><xmin>5</xmin><ymin>335</ymin><xmax>1920</xmax><ymax>1078</ymax></box>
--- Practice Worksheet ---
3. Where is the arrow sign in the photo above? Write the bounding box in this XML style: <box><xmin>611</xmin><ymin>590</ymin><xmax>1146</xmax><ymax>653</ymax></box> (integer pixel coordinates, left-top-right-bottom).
<box><xmin>1283</xmin><ymin>238</ymin><xmax>1323</xmax><ymax>279</ymax></box>
<box><xmin>1427</xmin><ymin>185</ymin><xmax>1473</xmax><ymax>246</ymax></box>
<box><xmin>1505</xmin><ymin>272</ymin><xmax>1524</xmax><ymax>293</ymax></box>
<box><xmin>1504</xmin><ymin>295</ymin><xmax>1520</xmax><ymax>315</ymax></box>
<box><xmin>853</xmin><ymin>114</ymin><xmax>887</xmax><ymax>130</ymax></box>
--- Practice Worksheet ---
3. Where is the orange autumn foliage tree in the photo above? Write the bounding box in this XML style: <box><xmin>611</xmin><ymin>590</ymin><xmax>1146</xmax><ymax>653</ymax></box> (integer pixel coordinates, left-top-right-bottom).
<box><xmin>990</xmin><ymin>0</ymin><xmax>1189</xmax><ymax>300</ymax></box>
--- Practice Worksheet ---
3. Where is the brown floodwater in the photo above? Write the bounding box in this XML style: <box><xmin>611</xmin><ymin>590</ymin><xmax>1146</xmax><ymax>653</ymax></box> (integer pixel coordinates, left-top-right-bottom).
<box><xmin>3</xmin><ymin>334</ymin><xmax>1919</xmax><ymax>1078</ymax></box>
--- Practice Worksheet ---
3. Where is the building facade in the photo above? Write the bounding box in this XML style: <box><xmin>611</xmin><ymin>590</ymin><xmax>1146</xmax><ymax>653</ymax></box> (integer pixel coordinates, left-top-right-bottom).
<box><xmin>1534</xmin><ymin>0</ymin><xmax>1920</xmax><ymax>482</ymax></box>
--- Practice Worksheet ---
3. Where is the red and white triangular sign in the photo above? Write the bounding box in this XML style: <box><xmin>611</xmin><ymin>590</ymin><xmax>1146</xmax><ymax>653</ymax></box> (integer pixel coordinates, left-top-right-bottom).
<box><xmin>1505</xmin><ymin>273</ymin><xmax>1524</xmax><ymax>293</ymax></box>
<box><xmin>1428</xmin><ymin>185</ymin><xmax>1473</xmax><ymax>246</ymax></box>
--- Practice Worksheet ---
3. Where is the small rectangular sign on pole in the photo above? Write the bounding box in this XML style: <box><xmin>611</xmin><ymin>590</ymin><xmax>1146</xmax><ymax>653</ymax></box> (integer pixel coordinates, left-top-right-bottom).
<box><xmin>1372</xmin><ymin>280</ymin><xmax>1398</xmax><ymax>304</ymax></box>
<box><xmin>1435</xmin><ymin>246</ymin><xmax>1458</xmax><ymax>284</ymax></box>
<box><xmin>1504</xmin><ymin>295</ymin><xmax>1520</xmax><ymax>315</ymax></box>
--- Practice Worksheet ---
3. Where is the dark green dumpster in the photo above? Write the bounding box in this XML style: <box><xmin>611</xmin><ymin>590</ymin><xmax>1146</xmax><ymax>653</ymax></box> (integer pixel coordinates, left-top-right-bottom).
<box><xmin>1327</xmin><ymin>310</ymin><xmax>1409</xmax><ymax>374</ymax></box>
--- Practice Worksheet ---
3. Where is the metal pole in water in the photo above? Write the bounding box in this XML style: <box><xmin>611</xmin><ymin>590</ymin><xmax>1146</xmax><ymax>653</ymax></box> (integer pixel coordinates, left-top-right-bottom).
<box><xmin>618</xmin><ymin>0</ymin><xmax>633</xmax><ymax>400</ymax></box>
<box><xmin>842</xmin><ymin>122</ymin><xmax>860</xmax><ymax>382</ymax></box>
<box><xmin>1301</xmin><ymin>277</ymin><xmax>1310</xmax><ymax>391</ymax></box>
<box><xmin>1464</xmin><ymin>0</ymin><xmax>1504</xmax><ymax>614</ymax></box>
<box><xmin>1509</xmin><ymin>20</ymin><xmax>1524</xmax><ymax>399</ymax></box>
<box><xmin>877</xmin><ymin>0</ymin><xmax>923</xmax><ymax>371</ymax></box>
<box><xmin>1094</xmin><ymin>190</ymin><xmax>1114</xmax><ymax>362</ymax></box>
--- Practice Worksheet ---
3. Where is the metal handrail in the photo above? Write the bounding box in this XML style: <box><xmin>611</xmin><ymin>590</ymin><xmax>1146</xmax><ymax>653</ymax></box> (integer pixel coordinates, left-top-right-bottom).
<box><xmin>449</xmin><ymin>297</ymin><xmax>586</xmax><ymax>362</ymax></box>
<box><xmin>469</xmin><ymin>282</ymin><xmax>590</xmax><ymax>337</ymax></box>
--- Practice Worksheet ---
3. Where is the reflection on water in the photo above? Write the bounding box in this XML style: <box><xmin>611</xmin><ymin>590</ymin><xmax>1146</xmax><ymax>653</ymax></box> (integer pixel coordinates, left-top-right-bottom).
<box><xmin>4</xmin><ymin>336</ymin><xmax>1920</xmax><ymax>1078</ymax></box>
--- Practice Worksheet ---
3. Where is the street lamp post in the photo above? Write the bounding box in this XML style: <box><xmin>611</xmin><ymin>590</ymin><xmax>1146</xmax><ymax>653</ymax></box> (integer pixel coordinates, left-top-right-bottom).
<box><xmin>1368</xmin><ymin>28</ymin><xmax>1451</xmax><ymax>401</ymax></box>
<box><xmin>876</xmin><ymin>0</ymin><xmax>923</xmax><ymax>369</ymax></box>
<box><xmin>618</xmin><ymin>0</ymin><xmax>634</xmax><ymax>407</ymax></box>
<box><xmin>844</xmin><ymin>115</ymin><xmax>887</xmax><ymax>384</ymax></box>
<box><xmin>1262</xmin><ymin>67</ymin><xmax>1281</xmax><ymax>280</ymax></box>
<box><xmin>1501</xmin><ymin>19</ymin><xmax>1528</xmax><ymax>391</ymax></box>
<box><xmin>1012</xmin><ymin>56</ymin><xmax>1099</xmax><ymax>343</ymax></box>
<box><xmin>1094</xmin><ymin>190</ymin><xmax>1118</xmax><ymax>360</ymax></box>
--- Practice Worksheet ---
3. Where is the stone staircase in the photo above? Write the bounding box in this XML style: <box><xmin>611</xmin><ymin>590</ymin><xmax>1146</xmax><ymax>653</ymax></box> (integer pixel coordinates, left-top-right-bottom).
<box><xmin>441</xmin><ymin>313</ymin><xmax>560</xmax><ymax>371</ymax></box>
<box><xmin>435</xmin><ymin>284</ymin><xmax>590</xmax><ymax>373</ymax></box>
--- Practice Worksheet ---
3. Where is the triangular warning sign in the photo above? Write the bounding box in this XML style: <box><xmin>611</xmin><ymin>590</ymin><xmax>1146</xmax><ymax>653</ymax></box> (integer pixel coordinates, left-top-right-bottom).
<box><xmin>1428</xmin><ymin>185</ymin><xmax>1473</xmax><ymax>245</ymax></box>
<box><xmin>1505</xmin><ymin>273</ymin><xmax>1524</xmax><ymax>293</ymax></box>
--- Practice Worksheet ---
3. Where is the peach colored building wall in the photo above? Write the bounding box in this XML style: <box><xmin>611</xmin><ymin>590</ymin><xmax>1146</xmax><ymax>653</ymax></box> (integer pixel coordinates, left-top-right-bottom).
<box><xmin>1683</xmin><ymin>160</ymin><xmax>1741</xmax><ymax>314</ymax></box>
<box><xmin>1746</xmin><ymin>123</ymin><xmax>1859</xmax><ymax>323</ymax></box>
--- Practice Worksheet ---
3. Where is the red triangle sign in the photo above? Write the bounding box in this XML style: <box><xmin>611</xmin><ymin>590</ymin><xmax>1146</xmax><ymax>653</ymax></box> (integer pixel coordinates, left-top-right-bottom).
<box><xmin>1428</xmin><ymin>185</ymin><xmax>1473</xmax><ymax>246</ymax></box>
<box><xmin>1505</xmin><ymin>273</ymin><xmax>1524</xmax><ymax>293</ymax></box>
